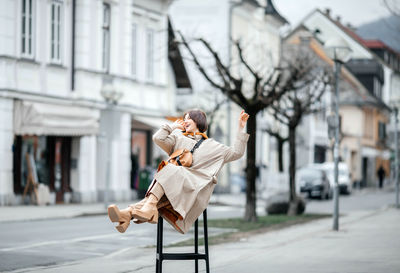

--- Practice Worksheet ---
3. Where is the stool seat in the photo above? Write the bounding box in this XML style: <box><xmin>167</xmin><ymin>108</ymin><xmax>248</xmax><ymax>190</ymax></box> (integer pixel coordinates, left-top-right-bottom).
<box><xmin>156</xmin><ymin>209</ymin><xmax>210</xmax><ymax>273</ymax></box>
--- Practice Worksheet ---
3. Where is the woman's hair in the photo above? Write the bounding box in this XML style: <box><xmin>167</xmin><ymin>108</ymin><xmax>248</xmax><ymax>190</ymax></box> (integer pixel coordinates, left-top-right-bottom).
<box><xmin>183</xmin><ymin>109</ymin><xmax>208</xmax><ymax>133</ymax></box>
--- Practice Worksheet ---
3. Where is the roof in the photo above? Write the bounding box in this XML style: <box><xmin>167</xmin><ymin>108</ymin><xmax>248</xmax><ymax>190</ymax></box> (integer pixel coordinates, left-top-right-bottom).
<box><xmin>264</xmin><ymin>0</ymin><xmax>288</xmax><ymax>24</ymax></box>
<box><xmin>242</xmin><ymin>0</ymin><xmax>260</xmax><ymax>8</ymax></box>
<box><xmin>283</xmin><ymin>26</ymin><xmax>390</xmax><ymax>113</ymax></box>
<box><xmin>362</xmin><ymin>39</ymin><xmax>400</xmax><ymax>57</ymax></box>
<box><xmin>168</xmin><ymin>18</ymin><xmax>192</xmax><ymax>89</ymax></box>
<box><xmin>317</xmin><ymin>9</ymin><xmax>400</xmax><ymax>62</ymax></box>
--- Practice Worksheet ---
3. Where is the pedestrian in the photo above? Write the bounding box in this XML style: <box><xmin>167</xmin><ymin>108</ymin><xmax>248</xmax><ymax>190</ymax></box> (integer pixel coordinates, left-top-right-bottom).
<box><xmin>377</xmin><ymin>165</ymin><xmax>386</xmax><ymax>189</ymax></box>
<box><xmin>107</xmin><ymin>109</ymin><xmax>249</xmax><ymax>234</ymax></box>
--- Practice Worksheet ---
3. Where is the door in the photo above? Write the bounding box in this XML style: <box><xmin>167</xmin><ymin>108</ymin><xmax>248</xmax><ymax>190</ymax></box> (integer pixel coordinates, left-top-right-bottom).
<box><xmin>48</xmin><ymin>137</ymin><xmax>72</xmax><ymax>203</ymax></box>
<box><xmin>362</xmin><ymin>157</ymin><xmax>368</xmax><ymax>188</ymax></box>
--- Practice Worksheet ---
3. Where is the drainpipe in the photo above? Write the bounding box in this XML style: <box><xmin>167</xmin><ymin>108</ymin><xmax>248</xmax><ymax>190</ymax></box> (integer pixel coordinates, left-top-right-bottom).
<box><xmin>71</xmin><ymin>0</ymin><xmax>76</xmax><ymax>91</ymax></box>
<box><xmin>394</xmin><ymin>107</ymin><xmax>399</xmax><ymax>208</ymax></box>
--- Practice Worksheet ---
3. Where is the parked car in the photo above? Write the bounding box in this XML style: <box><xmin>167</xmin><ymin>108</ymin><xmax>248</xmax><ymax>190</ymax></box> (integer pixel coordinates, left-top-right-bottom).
<box><xmin>297</xmin><ymin>167</ymin><xmax>331</xmax><ymax>199</ymax></box>
<box><xmin>230</xmin><ymin>173</ymin><xmax>246</xmax><ymax>193</ymax></box>
<box><xmin>320</xmin><ymin>162</ymin><xmax>352</xmax><ymax>194</ymax></box>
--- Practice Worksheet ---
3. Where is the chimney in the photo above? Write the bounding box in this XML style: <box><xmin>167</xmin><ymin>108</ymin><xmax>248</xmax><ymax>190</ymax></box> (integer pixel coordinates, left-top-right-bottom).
<box><xmin>346</xmin><ymin>23</ymin><xmax>356</xmax><ymax>31</ymax></box>
<box><xmin>336</xmin><ymin>15</ymin><xmax>341</xmax><ymax>23</ymax></box>
<box><xmin>324</xmin><ymin>8</ymin><xmax>331</xmax><ymax>17</ymax></box>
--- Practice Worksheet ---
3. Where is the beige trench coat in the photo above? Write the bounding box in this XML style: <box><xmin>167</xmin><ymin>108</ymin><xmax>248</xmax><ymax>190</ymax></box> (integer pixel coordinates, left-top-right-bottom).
<box><xmin>152</xmin><ymin>124</ymin><xmax>249</xmax><ymax>233</ymax></box>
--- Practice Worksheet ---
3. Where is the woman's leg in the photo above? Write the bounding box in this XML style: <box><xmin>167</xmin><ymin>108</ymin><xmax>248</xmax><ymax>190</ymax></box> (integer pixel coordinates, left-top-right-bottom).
<box><xmin>132</xmin><ymin>182</ymin><xmax>165</xmax><ymax>223</ymax></box>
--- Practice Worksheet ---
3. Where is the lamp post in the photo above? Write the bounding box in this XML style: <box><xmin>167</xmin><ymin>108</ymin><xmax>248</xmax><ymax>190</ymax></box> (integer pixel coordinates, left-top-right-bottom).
<box><xmin>393</xmin><ymin>107</ymin><xmax>399</xmax><ymax>208</ymax></box>
<box><xmin>325</xmin><ymin>37</ymin><xmax>352</xmax><ymax>231</ymax></box>
<box><xmin>101</xmin><ymin>82</ymin><xmax>123</xmax><ymax>208</ymax></box>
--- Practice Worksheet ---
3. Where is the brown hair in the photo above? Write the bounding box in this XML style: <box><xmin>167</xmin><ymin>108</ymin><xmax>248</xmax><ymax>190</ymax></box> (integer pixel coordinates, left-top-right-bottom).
<box><xmin>183</xmin><ymin>109</ymin><xmax>208</xmax><ymax>133</ymax></box>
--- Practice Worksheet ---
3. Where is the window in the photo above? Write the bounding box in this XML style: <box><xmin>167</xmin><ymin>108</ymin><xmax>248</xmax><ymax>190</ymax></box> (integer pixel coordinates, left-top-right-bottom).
<box><xmin>378</xmin><ymin>122</ymin><xmax>386</xmax><ymax>141</ymax></box>
<box><xmin>364</xmin><ymin>110</ymin><xmax>373</xmax><ymax>139</ymax></box>
<box><xmin>102</xmin><ymin>3</ymin><xmax>111</xmax><ymax>72</ymax></box>
<box><xmin>50</xmin><ymin>0</ymin><xmax>62</xmax><ymax>63</ymax></box>
<box><xmin>21</xmin><ymin>0</ymin><xmax>34</xmax><ymax>57</ymax></box>
<box><xmin>146</xmin><ymin>28</ymin><xmax>154</xmax><ymax>82</ymax></box>
<box><xmin>131</xmin><ymin>24</ymin><xmax>137</xmax><ymax>77</ymax></box>
<box><xmin>373</xmin><ymin>78</ymin><xmax>382</xmax><ymax>99</ymax></box>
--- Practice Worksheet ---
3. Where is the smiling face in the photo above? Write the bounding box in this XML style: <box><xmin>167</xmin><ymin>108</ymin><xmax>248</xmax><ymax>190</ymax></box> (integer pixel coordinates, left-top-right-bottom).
<box><xmin>183</xmin><ymin>113</ymin><xmax>199</xmax><ymax>133</ymax></box>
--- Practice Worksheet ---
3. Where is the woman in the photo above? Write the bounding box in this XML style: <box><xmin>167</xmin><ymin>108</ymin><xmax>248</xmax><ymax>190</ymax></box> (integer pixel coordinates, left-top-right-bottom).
<box><xmin>108</xmin><ymin>109</ymin><xmax>249</xmax><ymax>234</ymax></box>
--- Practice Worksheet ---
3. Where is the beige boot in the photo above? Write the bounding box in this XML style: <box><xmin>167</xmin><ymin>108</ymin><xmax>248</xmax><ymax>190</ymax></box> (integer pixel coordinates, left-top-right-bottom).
<box><xmin>129</xmin><ymin>197</ymin><xmax>148</xmax><ymax>224</ymax></box>
<box><xmin>132</xmin><ymin>194</ymin><xmax>159</xmax><ymax>224</ymax></box>
<box><xmin>107</xmin><ymin>205</ymin><xmax>133</xmax><ymax>233</ymax></box>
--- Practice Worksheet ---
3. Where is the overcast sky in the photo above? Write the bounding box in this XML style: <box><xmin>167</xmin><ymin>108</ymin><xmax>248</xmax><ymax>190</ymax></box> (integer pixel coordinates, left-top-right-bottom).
<box><xmin>274</xmin><ymin>0</ymin><xmax>392</xmax><ymax>27</ymax></box>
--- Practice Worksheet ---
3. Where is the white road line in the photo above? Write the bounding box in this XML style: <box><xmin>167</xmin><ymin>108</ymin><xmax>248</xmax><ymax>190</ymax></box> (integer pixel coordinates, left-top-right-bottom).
<box><xmin>104</xmin><ymin>247</ymin><xmax>133</xmax><ymax>259</ymax></box>
<box><xmin>0</xmin><ymin>226</ymin><xmax>154</xmax><ymax>252</ymax></box>
<box><xmin>0</xmin><ymin>233</ymin><xmax>122</xmax><ymax>252</ymax></box>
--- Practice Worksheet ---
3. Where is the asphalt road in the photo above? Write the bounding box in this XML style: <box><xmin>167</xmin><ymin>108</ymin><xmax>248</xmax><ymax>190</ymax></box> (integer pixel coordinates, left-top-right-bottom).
<box><xmin>0</xmin><ymin>205</ymin><xmax>255</xmax><ymax>272</ymax></box>
<box><xmin>305</xmin><ymin>188</ymin><xmax>395</xmax><ymax>214</ymax></box>
<box><xmin>0</xmin><ymin>189</ymin><xmax>394</xmax><ymax>272</ymax></box>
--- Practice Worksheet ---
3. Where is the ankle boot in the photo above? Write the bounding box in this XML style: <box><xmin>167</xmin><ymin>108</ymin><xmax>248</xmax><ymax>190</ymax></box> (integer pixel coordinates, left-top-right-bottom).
<box><xmin>132</xmin><ymin>194</ymin><xmax>159</xmax><ymax>224</ymax></box>
<box><xmin>107</xmin><ymin>204</ymin><xmax>133</xmax><ymax>233</ymax></box>
<box><xmin>129</xmin><ymin>197</ymin><xmax>148</xmax><ymax>224</ymax></box>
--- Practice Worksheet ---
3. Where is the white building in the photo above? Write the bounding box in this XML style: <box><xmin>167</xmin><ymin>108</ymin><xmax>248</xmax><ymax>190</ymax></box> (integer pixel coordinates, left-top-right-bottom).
<box><xmin>0</xmin><ymin>0</ymin><xmax>175</xmax><ymax>205</ymax></box>
<box><xmin>169</xmin><ymin>0</ymin><xmax>287</xmax><ymax>191</ymax></box>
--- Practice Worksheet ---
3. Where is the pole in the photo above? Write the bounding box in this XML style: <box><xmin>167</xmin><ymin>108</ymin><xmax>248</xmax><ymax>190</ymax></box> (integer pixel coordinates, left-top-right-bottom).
<box><xmin>394</xmin><ymin>107</ymin><xmax>399</xmax><ymax>208</ymax></box>
<box><xmin>333</xmin><ymin>61</ymin><xmax>341</xmax><ymax>231</ymax></box>
<box><xmin>104</xmin><ymin>105</ymin><xmax>112</xmax><ymax>208</ymax></box>
<box><xmin>226</xmin><ymin>2</ymin><xmax>240</xmax><ymax>189</ymax></box>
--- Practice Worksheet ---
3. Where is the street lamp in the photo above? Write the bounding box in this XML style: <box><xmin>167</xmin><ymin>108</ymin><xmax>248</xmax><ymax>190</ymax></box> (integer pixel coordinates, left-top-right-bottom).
<box><xmin>325</xmin><ymin>37</ymin><xmax>352</xmax><ymax>231</ymax></box>
<box><xmin>101</xmin><ymin>82</ymin><xmax>123</xmax><ymax>207</ymax></box>
<box><xmin>392</xmin><ymin>106</ymin><xmax>399</xmax><ymax>208</ymax></box>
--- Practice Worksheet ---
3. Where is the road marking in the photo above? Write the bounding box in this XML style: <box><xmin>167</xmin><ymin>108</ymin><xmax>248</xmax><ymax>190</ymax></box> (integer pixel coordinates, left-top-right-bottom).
<box><xmin>104</xmin><ymin>247</ymin><xmax>133</xmax><ymax>259</ymax></box>
<box><xmin>0</xmin><ymin>226</ymin><xmax>153</xmax><ymax>252</ymax></box>
<box><xmin>0</xmin><ymin>233</ymin><xmax>123</xmax><ymax>252</ymax></box>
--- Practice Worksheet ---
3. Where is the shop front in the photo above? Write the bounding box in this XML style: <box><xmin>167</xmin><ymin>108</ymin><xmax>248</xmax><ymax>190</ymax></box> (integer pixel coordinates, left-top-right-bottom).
<box><xmin>130</xmin><ymin>116</ymin><xmax>171</xmax><ymax>197</ymax></box>
<box><xmin>12</xmin><ymin>100</ymin><xmax>100</xmax><ymax>205</ymax></box>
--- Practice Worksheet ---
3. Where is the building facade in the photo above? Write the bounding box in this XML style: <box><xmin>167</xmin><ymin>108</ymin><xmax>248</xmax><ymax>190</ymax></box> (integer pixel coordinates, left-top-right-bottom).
<box><xmin>169</xmin><ymin>0</ymin><xmax>287</xmax><ymax>191</ymax></box>
<box><xmin>299</xmin><ymin>9</ymin><xmax>393</xmax><ymax>187</ymax></box>
<box><xmin>0</xmin><ymin>0</ymin><xmax>175</xmax><ymax>205</ymax></box>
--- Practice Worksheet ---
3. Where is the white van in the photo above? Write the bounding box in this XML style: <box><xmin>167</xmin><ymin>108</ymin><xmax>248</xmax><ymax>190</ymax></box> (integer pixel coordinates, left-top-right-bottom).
<box><xmin>320</xmin><ymin>162</ymin><xmax>352</xmax><ymax>194</ymax></box>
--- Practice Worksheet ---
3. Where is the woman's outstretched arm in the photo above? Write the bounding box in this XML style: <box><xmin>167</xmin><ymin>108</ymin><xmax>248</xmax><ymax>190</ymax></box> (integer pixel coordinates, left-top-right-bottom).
<box><xmin>152</xmin><ymin>119</ymin><xmax>185</xmax><ymax>155</ymax></box>
<box><xmin>224</xmin><ymin>110</ymin><xmax>250</xmax><ymax>163</ymax></box>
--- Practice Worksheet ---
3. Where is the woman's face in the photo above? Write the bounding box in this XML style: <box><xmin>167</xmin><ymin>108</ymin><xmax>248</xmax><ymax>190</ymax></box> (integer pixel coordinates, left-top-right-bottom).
<box><xmin>184</xmin><ymin>114</ymin><xmax>199</xmax><ymax>133</ymax></box>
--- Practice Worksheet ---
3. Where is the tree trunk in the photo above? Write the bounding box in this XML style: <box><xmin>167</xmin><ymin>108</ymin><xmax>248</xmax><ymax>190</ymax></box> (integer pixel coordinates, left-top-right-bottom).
<box><xmin>244</xmin><ymin>113</ymin><xmax>257</xmax><ymax>222</ymax></box>
<box><xmin>277</xmin><ymin>137</ymin><xmax>284</xmax><ymax>173</ymax></box>
<box><xmin>288</xmin><ymin>125</ymin><xmax>298</xmax><ymax>215</ymax></box>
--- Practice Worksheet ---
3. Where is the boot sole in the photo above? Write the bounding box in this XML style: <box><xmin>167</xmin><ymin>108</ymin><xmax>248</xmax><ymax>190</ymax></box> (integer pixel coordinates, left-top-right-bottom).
<box><xmin>115</xmin><ymin>223</ymin><xmax>127</xmax><ymax>233</ymax></box>
<box><xmin>108</xmin><ymin>205</ymin><xmax>120</xmax><ymax>223</ymax></box>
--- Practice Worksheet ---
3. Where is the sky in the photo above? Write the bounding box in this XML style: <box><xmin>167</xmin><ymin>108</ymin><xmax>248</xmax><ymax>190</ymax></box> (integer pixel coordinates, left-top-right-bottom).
<box><xmin>274</xmin><ymin>0</ymin><xmax>392</xmax><ymax>27</ymax></box>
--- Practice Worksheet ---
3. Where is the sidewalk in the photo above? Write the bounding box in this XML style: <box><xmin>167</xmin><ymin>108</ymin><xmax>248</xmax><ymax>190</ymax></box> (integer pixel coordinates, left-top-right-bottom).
<box><xmin>0</xmin><ymin>188</ymin><xmax>393</xmax><ymax>223</ymax></box>
<box><xmin>0</xmin><ymin>193</ymin><xmax>256</xmax><ymax>223</ymax></box>
<box><xmin>15</xmin><ymin>207</ymin><xmax>400</xmax><ymax>273</ymax></box>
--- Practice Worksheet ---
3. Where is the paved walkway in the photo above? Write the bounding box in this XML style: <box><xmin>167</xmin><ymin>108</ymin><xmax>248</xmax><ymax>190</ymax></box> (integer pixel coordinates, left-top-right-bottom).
<box><xmin>0</xmin><ymin>188</ymin><xmax>393</xmax><ymax>223</ymax></box>
<box><xmin>12</xmin><ymin>207</ymin><xmax>400</xmax><ymax>273</ymax></box>
<box><xmin>0</xmin><ymin>193</ymin><xmax>267</xmax><ymax>223</ymax></box>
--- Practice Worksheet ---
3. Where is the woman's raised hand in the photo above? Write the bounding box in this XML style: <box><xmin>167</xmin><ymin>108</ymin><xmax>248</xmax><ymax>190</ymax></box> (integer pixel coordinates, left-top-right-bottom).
<box><xmin>238</xmin><ymin>110</ymin><xmax>249</xmax><ymax>130</ymax></box>
<box><xmin>172</xmin><ymin>119</ymin><xmax>185</xmax><ymax>131</ymax></box>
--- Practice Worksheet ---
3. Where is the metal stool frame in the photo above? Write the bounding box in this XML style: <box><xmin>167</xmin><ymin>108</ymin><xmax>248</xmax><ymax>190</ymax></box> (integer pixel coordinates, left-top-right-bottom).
<box><xmin>156</xmin><ymin>209</ymin><xmax>210</xmax><ymax>273</ymax></box>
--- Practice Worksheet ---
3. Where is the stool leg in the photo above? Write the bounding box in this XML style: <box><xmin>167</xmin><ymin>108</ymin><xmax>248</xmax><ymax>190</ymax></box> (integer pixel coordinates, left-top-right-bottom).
<box><xmin>156</xmin><ymin>217</ymin><xmax>163</xmax><ymax>273</ymax></box>
<box><xmin>203</xmin><ymin>210</ymin><xmax>210</xmax><ymax>273</ymax></box>
<box><xmin>195</xmin><ymin>218</ymin><xmax>198</xmax><ymax>273</ymax></box>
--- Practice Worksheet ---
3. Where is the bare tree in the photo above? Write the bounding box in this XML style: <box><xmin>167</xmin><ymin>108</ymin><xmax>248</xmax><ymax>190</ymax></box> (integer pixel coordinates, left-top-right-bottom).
<box><xmin>263</xmin><ymin>122</ymin><xmax>288</xmax><ymax>173</ymax></box>
<box><xmin>269</xmin><ymin>44</ymin><xmax>332</xmax><ymax>215</ymax></box>
<box><xmin>174</xmin><ymin>31</ymin><xmax>318</xmax><ymax>221</ymax></box>
<box><xmin>205</xmin><ymin>98</ymin><xmax>228</xmax><ymax>137</ymax></box>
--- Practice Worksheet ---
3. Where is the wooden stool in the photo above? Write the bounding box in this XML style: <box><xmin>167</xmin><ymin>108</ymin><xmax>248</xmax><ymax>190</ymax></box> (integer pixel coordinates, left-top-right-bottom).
<box><xmin>156</xmin><ymin>209</ymin><xmax>210</xmax><ymax>273</ymax></box>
